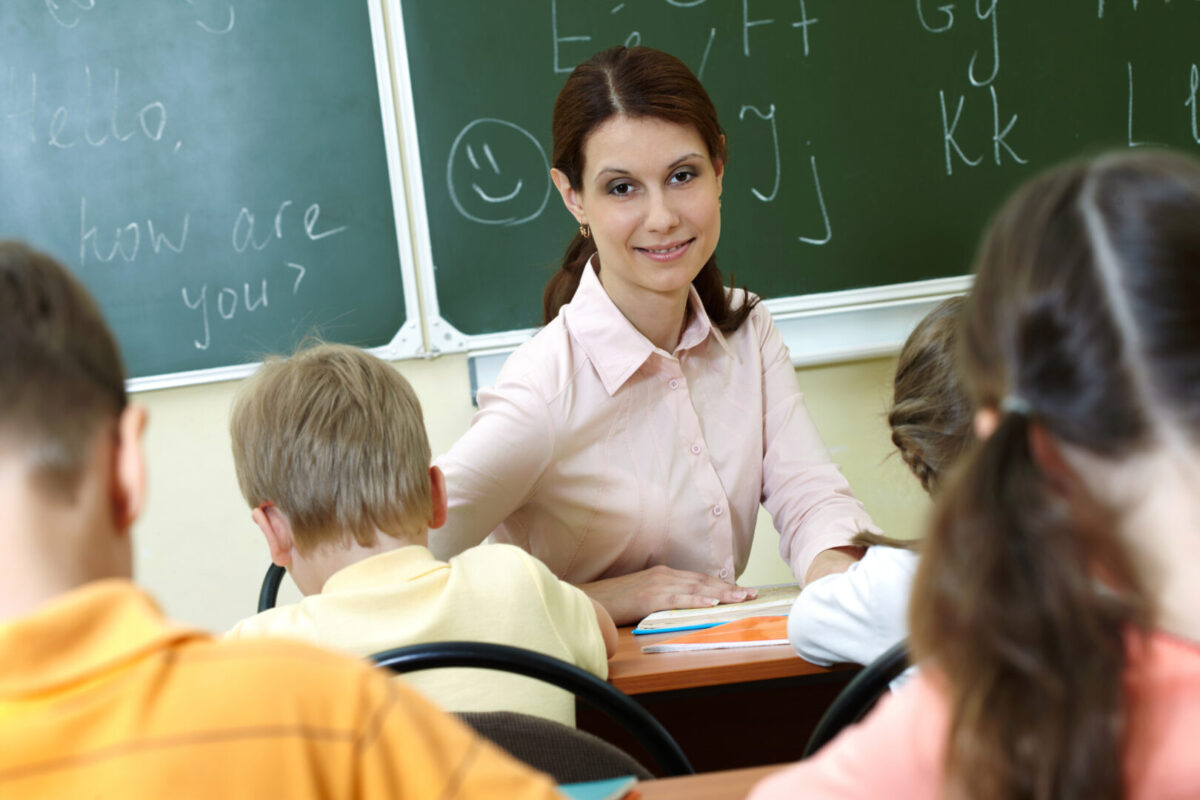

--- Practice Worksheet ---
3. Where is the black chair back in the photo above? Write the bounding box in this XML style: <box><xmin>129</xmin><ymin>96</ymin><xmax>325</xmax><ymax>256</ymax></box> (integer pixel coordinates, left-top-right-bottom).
<box><xmin>802</xmin><ymin>639</ymin><xmax>910</xmax><ymax>758</ymax></box>
<box><xmin>372</xmin><ymin>641</ymin><xmax>693</xmax><ymax>777</ymax></box>
<box><xmin>457</xmin><ymin>710</ymin><xmax>652</xmax><ymax>783</ymax></box>
<box><xmin>258</xmin><ymin>563</ymin><xmax>286</xmax><ymax>613</ymax></box>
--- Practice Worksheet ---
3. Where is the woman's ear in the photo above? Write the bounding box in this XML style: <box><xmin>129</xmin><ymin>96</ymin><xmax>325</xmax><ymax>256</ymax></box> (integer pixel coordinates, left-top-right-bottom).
<box><xmin>252</xmin><ymin>504</ymin><xmax>296</xmax><ymax>568</ymax></box>
<box><xmin>550</xmin><ymin>168</ymin><xmax>586</xmax><ymax>225</ymax></box>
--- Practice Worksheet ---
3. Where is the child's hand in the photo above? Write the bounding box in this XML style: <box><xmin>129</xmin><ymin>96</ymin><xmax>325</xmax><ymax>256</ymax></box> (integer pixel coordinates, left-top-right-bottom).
<box><xmin>579</xmin><ymin>565</ymin><xmax>756</xmax><ymax>626</ymax></box>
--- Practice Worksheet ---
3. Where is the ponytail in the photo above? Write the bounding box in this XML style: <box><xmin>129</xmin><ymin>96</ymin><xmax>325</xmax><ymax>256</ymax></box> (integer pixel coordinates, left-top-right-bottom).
<box><xmin>541</xmin><ymin>242</ymin><xmax>760</xmax><ymax>332</ymax></box>
<box><xmin>910</xmin><ymin>413</ymin><xmax>1146</xmax><ymax>800</ymax></box>
<box><xmin>542</xmin><ymin>232</ymin><xmax>596</xmax><ymax>325</ymax></box>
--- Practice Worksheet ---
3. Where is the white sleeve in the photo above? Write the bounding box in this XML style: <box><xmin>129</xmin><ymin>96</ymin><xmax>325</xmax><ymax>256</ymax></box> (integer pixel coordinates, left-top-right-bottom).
<box><xmin>786</xmin><ymin>546</ymin><xmax>918</xmax><ymax>666</ymax></box>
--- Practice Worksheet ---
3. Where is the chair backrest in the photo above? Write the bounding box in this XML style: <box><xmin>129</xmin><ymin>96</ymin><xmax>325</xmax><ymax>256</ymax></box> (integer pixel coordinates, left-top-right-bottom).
<box><xmin>457</xmin><ymin>710</ymin><xmax>652</xmax><ymax>783</ymax></box>
<box><xmin>371</xmin><ymin>641</ymin><xmax>693</xmax><ymax>777</ymax></box>
<box><xmin>258</xmin><ymin>563</ymin><xmax>286</xmax><ymax>613</ymax></box>
<box><xmin>801</xmin><ymin>639</ymin><xmax>910</xmax><ymax>759</ymax></box>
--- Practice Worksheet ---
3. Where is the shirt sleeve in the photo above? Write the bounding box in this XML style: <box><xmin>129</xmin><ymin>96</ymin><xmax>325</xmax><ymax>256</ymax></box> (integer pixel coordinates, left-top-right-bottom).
<box><xmin>431</xmin><ymin>369</ymin><xmax>556</xmax><ymax>561</ymax></box>
<box><xmin>753</xmin><ymin>303</ymin><xmax>883</xmax><ymax>583</ymax></box>
<box><xmin>746</xmin><ymin>671</ymin><xmax>948</xmax><ymax>800</ymax></box>
<box><xmin>352</xmin><ymin>668</ymin><xmax>561</xmax><ymax>800</ymax></box>
<box><xmin>514</xmin><ymin>548</ymin><xmax>610</xmax><ymax>681</ymax></box>
<box><xmin>787</xmin><ymin>546</ymin><xmax>918</xmax><ymax>666</ymax></box>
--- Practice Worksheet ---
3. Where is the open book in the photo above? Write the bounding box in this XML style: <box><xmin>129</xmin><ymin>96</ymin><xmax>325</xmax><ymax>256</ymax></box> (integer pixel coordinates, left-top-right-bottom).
<box><xmin>632</xmin><ymin>583</ymin><xmax>800</xmax><ymax>635</ymax></box>
<box><xmin>640</xmin><ymin>616</ymin><xmax>790</xmax><ymax>653</ymax></box>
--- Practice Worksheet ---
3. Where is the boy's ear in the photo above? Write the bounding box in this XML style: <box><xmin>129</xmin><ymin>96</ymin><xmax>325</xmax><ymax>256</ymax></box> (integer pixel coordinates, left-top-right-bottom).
<box><xmin>252</xmin><ymin>504</ymin><xmax>296</xmax><ymax>567</ymax></box>
<box><xmin>428</xmin><ymin>465</ymin><xmax>448</xmax><ymax>530</ymax></box>
<box><xmin>111</xmin><ymin>405</ymin><xmax>148</xmax><ymax>534</ymax></box>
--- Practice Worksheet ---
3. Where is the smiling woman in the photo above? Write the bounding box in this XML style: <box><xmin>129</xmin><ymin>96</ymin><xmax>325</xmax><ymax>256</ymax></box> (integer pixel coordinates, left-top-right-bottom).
<box><xmin>433</xmin><ymin>46</ymin><xmax>881</xmax><ymax>625</ymax></box>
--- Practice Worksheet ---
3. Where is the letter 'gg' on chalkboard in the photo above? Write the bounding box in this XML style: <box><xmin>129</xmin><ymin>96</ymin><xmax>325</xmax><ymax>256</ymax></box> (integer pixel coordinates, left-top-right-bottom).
<box><xmin>0</xmin><ymin>2</ymin><xmax>419</xmax><ymax>389</ymax></box>
<box><xmin>391</xmin><ymin>0</ymin><xmax>1200</xmax><ymax>375</ymax></box>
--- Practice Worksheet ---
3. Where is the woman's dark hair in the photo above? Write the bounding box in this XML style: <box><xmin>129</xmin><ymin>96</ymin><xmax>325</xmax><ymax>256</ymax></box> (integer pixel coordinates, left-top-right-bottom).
<box><xmin>889</xmin><ymin>295</ymin><xmax>972</xmax><ymax>496</ymax></box>
<box><xmin>909</xmin><ymin>151</ymin><xmax>1200</xmax><ymax>799</ymax></box>
<box><xmin>543</xmin><ymin>46</ymin><xmax>758</xmax><ymax>331</ymax></box>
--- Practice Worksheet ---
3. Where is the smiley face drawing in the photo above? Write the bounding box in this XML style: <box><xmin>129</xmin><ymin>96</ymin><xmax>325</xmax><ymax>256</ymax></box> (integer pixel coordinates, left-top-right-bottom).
<box><xmin>446</xmin><ymin>118</ymin><xmax>552</xmax><ymax>226</ymax></box>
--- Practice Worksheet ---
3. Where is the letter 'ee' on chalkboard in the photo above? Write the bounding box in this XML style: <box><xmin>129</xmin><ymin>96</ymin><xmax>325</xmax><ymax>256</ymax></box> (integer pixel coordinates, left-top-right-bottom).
<box><xmin>0</xmin><ymin>2</ymin><xmax>419</xmax><ymax>390</ymax></box>
<box><xmin>391</xmin><ymin>0</ymin><xmax>1200</xmax><ymax>384</ymax></box>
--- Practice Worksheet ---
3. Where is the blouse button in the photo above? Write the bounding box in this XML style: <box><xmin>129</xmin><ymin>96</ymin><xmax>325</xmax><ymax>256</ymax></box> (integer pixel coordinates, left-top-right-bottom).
<box><xmin>669</xmin><ymin>379</ymin><xmax>680</xmax><ymax>389</ymax></box>
<box><xmin>719</xmin><ymin>568</ymin><xmax>731</xmax><ymax>580</ymax></box>
<box><xmin>690</xmin><ymin>443</ymin><xmax>702</xmax><ymax>455</ymax></box>
<box><xmin>712</xmin><ymin>505</ymin><xmax>724</xmax><ymax>517</ymax></box>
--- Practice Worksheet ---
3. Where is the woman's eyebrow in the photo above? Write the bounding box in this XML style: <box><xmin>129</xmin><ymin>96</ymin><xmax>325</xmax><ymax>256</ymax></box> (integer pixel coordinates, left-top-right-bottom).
<box><xmin>594</xmin><ymin>153</ymin><xmax>704</xmax><ymax>179</ymax></box>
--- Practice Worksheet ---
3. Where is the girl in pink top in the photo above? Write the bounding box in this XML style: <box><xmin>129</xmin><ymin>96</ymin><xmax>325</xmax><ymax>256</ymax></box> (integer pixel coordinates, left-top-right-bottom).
<box><xmin>434</xmin><ymin>47</ymin><xmax>880</xmax><ymax>625</ymax></box>
<box><xmin>752</xmin><ymin>151</ymin><xmax>1200</xmax><ymax>798</ymax></box>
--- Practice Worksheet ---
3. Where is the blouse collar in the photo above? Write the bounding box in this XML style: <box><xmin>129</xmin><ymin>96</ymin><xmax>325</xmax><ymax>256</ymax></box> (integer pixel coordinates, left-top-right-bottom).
<box><xmin>561</xmin><ymin>257</ymin><xmax>732</xmax><ymax>396</ymax></box>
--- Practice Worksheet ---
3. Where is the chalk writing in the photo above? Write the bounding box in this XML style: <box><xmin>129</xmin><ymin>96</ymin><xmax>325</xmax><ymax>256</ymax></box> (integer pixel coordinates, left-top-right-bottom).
<box><xmin>184</xmin><ymin>0</ymin><xmax>236</xmax><ymax>35</ymax></box>
<box><xmin>182</xmin><ymin>279</ymin><xmax>268</xmax><ymax>350</ymax></box>
<box><xmin>552</xmin><ymin>0</ymin><xmax>591</xmax><ymax>74</ymax></box>
<box><xmin>697</xmin><ymin>27</ymin><xmax>716</xmax><ymax>79</ymax></box>
<box><xmin>792</xmin><ymin>1</ymin><xmax>818</xmax><ymax>57</ymax></box>
<box><xmin>968</xmin><ymin>0</ymin><xmax>1000</xmax><ymax>87</ymax></box>
<box><xmin>447</xmin><ymin>119</ymin><xmax>551</xmax><ymax>225</ymax></box>
<box><xmin>79</xmin><ymin>198</ymin><xmax>190</xmax><ymax>265</ymax></box>
<box><xmin>939</xmin><ymin>91</ymin><xmax>982</xmax><ymax>175</ymax></box>
<box><xmin>231</xmin><ymin>201</ymin><xmax>346</xmax><ymax>253</ymax></box>
<box><xmin>5</xmin><ymin>67</ymin><xmax>168</xmax><ymax>150</ymax></box>
<box><xmin>797</xmin><ymin>156</ymin><xmax>831</xmax><ymax>246</ymax></box>
<box><xmin>917</xmin><ymin>0</ymin><xmax>956</xmax><ymax>32</ymax></box>
<box><xmin>738</xmin><ymin>104</ymin><xmax>780</xmax><ymax>202</ymax></box>
<box><xmin>45</xmin><ymin>0</ymin><xmax>96</xmax><ymax>29</ymax></box>
<box><xmin>742</xmin><ymin>0</ymin><xmax>773</xmax><ymax>57</ymax></box>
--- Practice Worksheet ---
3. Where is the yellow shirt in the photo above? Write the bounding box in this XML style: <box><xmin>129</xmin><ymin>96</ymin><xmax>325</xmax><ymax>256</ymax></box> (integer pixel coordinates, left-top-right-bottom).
<box><xmin>0</xmin><ymin>580</ymin><xmax>560</xmax><ymax>799</ymax></box>
<box><xmin>228</xmin><ymin>544</ymin><xmax>608</xmax><ymax>726</ymax></box>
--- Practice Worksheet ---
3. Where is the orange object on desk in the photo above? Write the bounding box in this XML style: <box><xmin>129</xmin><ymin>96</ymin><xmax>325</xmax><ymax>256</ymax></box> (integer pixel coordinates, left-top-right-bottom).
<box><xmin>640</xmin><ymin>617</ymin><xmax>789</xmax><ymax>653</ymax></box>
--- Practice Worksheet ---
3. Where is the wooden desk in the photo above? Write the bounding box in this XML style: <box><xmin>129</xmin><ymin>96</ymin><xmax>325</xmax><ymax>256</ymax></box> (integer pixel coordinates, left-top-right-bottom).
<box><xmin>609</xmin><ymin>627</ymin><xmax>838</xmax><ymax>694</ymax></box>
<box><xmin>578</xmin><ymin>628</ymin><xmax>856</xmax><ymax>775</ymax></box>
<box><xmin>636</xmin><ymin>764</ymin><xmax>782</xmax><ymax>800</ymax></box>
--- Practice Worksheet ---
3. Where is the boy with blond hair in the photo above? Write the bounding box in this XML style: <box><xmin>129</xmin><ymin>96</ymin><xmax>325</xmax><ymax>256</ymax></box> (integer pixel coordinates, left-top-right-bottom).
<box><xmin>0</xmin><ymin>241</ymin><xmax>558</xmax><ymax>799</ymax></box>
<box><xmin>226</xmin><ymin>342</ymin><xmax>616</xmax><ymax>726</ymax></box>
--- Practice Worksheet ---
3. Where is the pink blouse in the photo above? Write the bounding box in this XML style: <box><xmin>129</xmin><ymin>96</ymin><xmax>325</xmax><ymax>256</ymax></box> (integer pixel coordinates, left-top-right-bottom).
<box><xmin>750</xmin><ymin>631</ymin><xmax>1200</xmax><ymax>799</ymax></box>
<box><xmin>433</xmin><ymin>262</ymin><xmax>880</xmax><ymax>584</ymax></box>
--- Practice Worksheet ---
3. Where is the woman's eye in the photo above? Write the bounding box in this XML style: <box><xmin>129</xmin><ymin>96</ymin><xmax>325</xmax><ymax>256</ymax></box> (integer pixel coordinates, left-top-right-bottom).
<box><xmin>608</xmin><ymin>181</ymin><xmax>635</xmax><ymax>196</ymax></box>
<box><xmin>669</xmin><ymin>169</ymin><xmax>696</xmax><ymax>184</ymax></box>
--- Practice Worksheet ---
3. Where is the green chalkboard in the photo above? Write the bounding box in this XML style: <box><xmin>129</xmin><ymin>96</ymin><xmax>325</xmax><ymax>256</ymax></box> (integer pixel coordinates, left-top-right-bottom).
<box><xmin>0</xmin><ymin>2</ymin><xmax>407</xmax><ymax>381</ymax></box>
<box><xmin>399</xmin><ymin>0</ymin><xmax>1200</xmax><ymax>338</ymax></box>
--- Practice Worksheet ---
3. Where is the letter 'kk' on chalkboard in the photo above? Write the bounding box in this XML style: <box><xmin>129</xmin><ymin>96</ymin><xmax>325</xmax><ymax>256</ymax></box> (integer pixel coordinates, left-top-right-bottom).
<box><xmin>0</xmin><ymin>2</ymin><xmax>417</xmax><ymax>387</ymax></box>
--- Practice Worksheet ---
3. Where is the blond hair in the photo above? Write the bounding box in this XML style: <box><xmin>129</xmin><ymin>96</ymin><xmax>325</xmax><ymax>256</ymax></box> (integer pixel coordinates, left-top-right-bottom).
<box><xmin>230</xmin><ymin>342</ymin><xmax>432</xmax><ymax>553</ymax></box>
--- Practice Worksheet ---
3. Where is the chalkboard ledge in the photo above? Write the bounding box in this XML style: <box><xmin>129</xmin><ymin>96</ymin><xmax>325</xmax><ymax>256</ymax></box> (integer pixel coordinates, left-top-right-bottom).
<box><xmin>126</xmin><ymin>317</ymin><xmax>424</xmax><ymax>394</ymax></box>
<box><xmin>466</xmin><ymin>275</ymin><xmax>971</xmax><ymax>405</ymax></box>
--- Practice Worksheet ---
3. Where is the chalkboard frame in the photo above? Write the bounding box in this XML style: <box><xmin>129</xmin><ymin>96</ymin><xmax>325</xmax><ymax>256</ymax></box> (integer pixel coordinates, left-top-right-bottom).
<box><xmin>386</xmin><ymin>0</ymin><xmax>971</xmax><ymax>372</ymax></box>
<box><xmin>123</xmin><ymin>0</ymin><xmax>423</xmax><ymax>394</ymax></box>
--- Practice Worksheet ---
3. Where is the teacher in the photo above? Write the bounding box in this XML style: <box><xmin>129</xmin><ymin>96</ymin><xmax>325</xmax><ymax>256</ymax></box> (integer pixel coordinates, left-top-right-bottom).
<box><xmin>433</xmin><ymin>46</ymin><xmax>880</xmax><ymax>625</ymax></box>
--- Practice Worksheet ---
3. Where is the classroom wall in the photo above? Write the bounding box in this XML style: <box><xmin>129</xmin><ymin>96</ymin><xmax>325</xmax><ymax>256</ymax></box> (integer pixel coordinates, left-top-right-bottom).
<box><xmin>134</xmin><ymin>353</ymin><xmax>930</xmax><ymax>633</ymax></box>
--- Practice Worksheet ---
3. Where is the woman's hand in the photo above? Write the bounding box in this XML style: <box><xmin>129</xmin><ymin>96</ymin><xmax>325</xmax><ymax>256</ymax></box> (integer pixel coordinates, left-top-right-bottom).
<box><xmin>579</xmin><ymin>565</ymin><xmax>758</xmax><ymax>626</ymax></box>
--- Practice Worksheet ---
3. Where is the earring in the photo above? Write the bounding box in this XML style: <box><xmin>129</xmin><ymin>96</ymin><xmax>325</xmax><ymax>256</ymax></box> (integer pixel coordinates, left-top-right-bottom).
<box><xmin>579</xmin><ymin>223</ymin><xmax>591</xmax><ymax>239</ymax></box>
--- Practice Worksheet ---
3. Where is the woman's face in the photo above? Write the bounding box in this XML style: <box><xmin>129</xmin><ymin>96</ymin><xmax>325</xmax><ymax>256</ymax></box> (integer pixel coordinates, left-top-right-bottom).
<box><xmin>552</xmin><ymin>115</ymin><xmax>723</xmax><ymax>315</ymax></box>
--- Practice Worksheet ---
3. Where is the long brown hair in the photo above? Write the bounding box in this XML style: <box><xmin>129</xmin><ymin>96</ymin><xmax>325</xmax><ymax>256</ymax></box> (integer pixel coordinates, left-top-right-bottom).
<box><xmin>909</xmin><ymin>151</ymin><xmax>1200</xmax><ymax>798</ymax></box>
<box><xmin>889</xmin><ymin>295</ymin><xmax>972</xmax><ymax>496</ymax></box>
<box><xmin>543</xmin><ymin>46</ymin><xmax>758</xmax><ymax>331</ymax></box>
<box><xmin>854</xmin><ymin>295</ymin><xmax>973</xmax><ymax>552</ymax></box>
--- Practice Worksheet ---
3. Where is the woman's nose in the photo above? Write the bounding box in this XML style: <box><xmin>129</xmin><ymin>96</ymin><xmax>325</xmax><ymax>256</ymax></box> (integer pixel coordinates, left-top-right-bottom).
<box><xmin>644</xmin><ymin>190</ymin><xmax>680</xmax><ymax>232</ymax></box>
